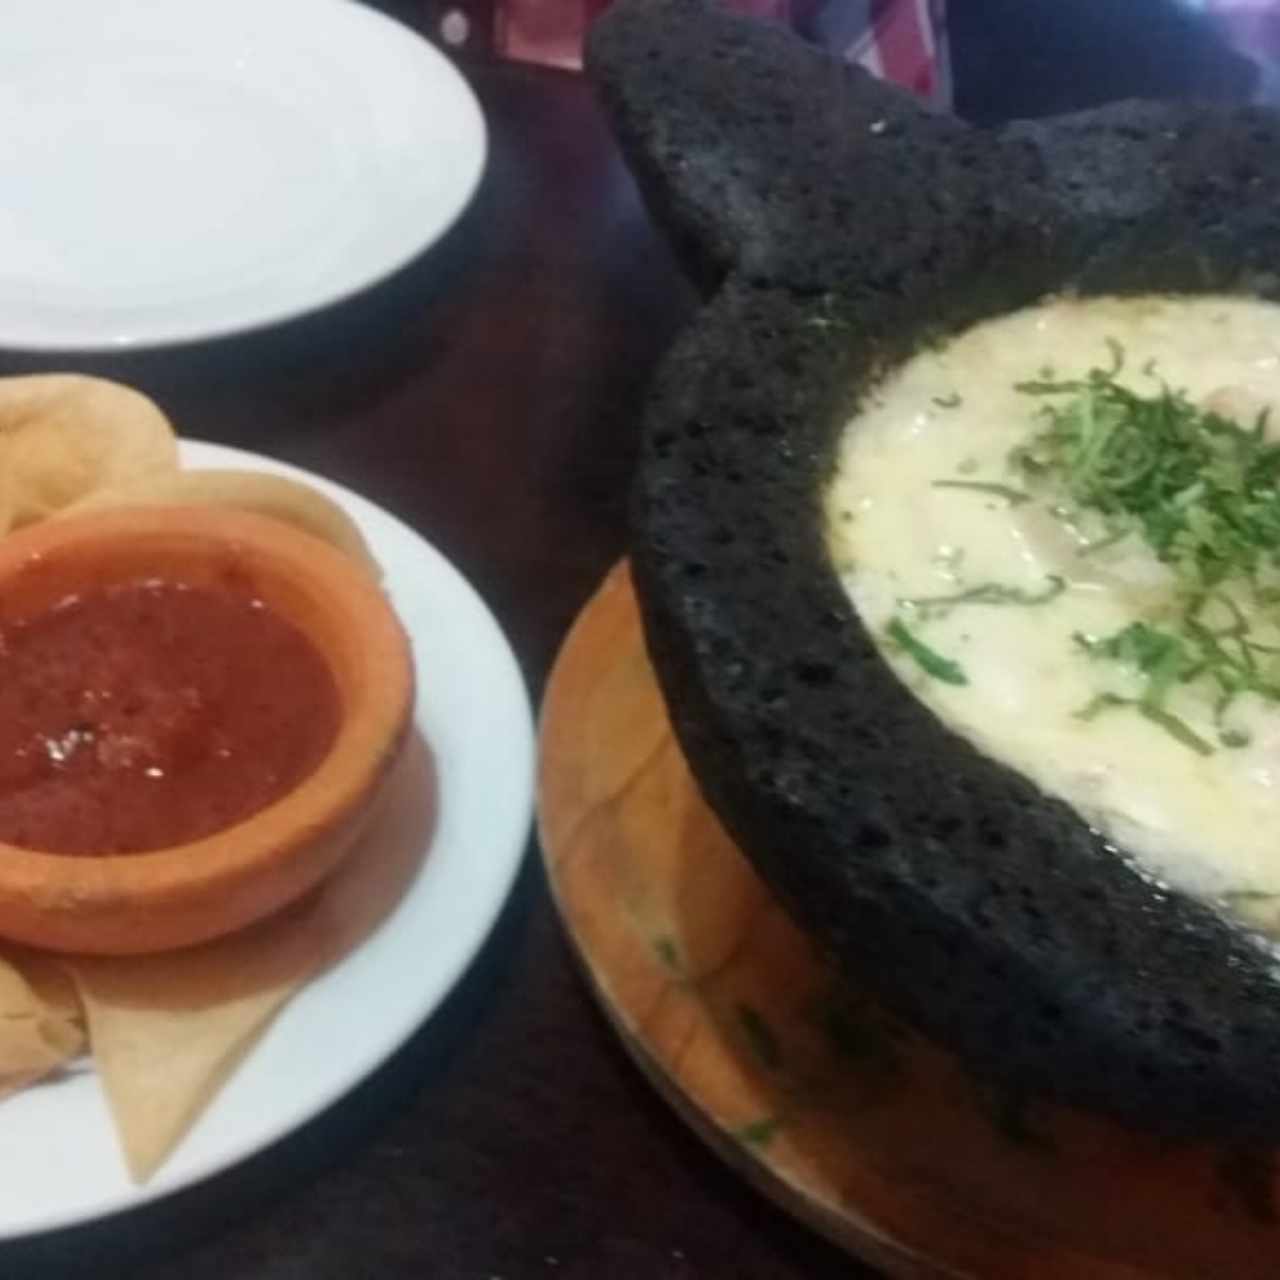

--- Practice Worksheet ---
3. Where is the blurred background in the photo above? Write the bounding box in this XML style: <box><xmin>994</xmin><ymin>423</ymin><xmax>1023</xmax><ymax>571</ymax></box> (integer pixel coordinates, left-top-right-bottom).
<box><xmin>365</xmin><ymin>0</ymin><xmax>1280</xmax><ymax>118</ymax></box>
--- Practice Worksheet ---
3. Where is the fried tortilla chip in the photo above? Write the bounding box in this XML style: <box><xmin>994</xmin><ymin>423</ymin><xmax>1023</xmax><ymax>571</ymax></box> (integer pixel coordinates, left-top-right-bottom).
<box><xmin>0</xmin><ymin>374</ymin><xmax>178</xmax><ymax>528</ymax></box>
<box><xmin>0</xmin><ymin>951</ymin><xmax>84</xmax><ymax>1100</ymax></box>
<box><xmin>69</xmin><ymin>734</ymin><xmax>434</xmax><ymax>1182</ymax></box>
<box><xmin>62</xmin><ymin>468</ymin><xmax>380</xmax><ymax>577</ymax></box>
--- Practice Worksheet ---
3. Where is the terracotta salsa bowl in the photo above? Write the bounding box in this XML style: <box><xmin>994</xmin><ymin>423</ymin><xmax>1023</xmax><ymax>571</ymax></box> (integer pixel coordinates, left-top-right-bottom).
<box><xmin>0</xmin><ymin>505</ymin><xmax>413</xmax><ymax>955</ymax></box>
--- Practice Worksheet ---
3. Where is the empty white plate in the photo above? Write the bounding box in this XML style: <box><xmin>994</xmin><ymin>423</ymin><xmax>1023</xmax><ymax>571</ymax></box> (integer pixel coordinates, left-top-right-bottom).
<box><xmin>0</xmin><ymin>0</ymin><xmax>487</xmax><ymax>350</ymax></box>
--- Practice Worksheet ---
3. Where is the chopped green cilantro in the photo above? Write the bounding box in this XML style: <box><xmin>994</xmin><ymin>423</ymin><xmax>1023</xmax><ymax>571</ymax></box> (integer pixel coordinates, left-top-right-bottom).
<box><xmin>1004</xmin><ymin>344</ymin><xmax>1280</xmax><ymax>745</ymax></box>
<box><xmin>1010</xmin><ymin>351</ymin><xmax>1280</xmax><ymax>590</ymax></box>
<box><xmin>886</xmin><ymin>618</ymin><xmax>968</xmax><ymax>685</ymax></box>
<box><xmin>1073</xmin><ymin>688</ymin><xmax>1214</xmax><ymax>755</ymax></box>
<box><xmin>931</xmin><ymin>480</ymin><xmax>1033</xmax><ymax>505</ymax></box>
<box><xmin>736</xmin><ymin>1004</ymin><xmax>783</xmax><ymax>1071</ymax></box>
<box><xmin>902</xmin><ymin>576</ymin><xmax>1065</xmax><ymax>611</ymax></box>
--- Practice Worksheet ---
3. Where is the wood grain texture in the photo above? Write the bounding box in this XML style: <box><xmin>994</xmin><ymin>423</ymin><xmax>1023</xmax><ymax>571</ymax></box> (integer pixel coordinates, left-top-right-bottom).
<box><xmin>540</xmin><ymin>562</ymin><xmax>1280</xmax><ymax>1280</ymax></box>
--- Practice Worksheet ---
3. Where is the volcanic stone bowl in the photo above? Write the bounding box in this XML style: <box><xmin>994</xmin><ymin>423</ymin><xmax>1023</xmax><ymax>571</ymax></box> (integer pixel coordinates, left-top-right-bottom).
<box><xmin>589</xmin><ymin>0</ymin><xmax>1280</xmax><ymax>1141</ymax></box>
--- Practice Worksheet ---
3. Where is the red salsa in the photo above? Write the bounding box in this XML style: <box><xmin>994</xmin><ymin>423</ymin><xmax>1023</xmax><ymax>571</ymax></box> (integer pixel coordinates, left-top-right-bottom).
<box><xmin>0</xmin><ymin>579</ymin><xmax>341</xmax><ymax>855</ymax></box>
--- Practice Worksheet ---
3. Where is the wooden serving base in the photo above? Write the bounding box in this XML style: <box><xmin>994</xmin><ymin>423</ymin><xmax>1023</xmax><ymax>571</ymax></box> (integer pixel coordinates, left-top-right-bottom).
<box><xmin>539</xmin><ymin>562</ymin><xmax>1280</xmax><ymax>1279</ymax></box>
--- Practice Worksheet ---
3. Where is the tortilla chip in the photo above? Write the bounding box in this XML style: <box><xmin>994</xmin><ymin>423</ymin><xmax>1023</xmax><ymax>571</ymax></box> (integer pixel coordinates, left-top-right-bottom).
<box><xmin>70</xmin><ymin>733</ymin><xmax>435</xmax><ymax>1182</ymax></box>
<box><xmin>0</xmin><ymin>950</ymin><xmax>84</xmax><ymax>1099</ymax></box>
<box><xmin>71</xmin><ymin>960</ymin><xmax>302</xmax><ymax>1182</ymax></box>
<box><xmin>0</xmin><ymin>374</ymin><xmax>178</xmax><ymax>527</ymax></box>
<box><xmin>62</xmin><ymin>468</ymin><xmax>381</xmax><ymax>578</ymax></box>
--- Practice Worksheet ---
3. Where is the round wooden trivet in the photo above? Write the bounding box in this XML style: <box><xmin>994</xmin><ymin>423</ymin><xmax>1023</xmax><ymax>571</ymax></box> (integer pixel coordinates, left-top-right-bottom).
<box><xmin>538</xmin><ymin>562</ymin><xmax>1280</xmax><ymax>1279</ymax></box>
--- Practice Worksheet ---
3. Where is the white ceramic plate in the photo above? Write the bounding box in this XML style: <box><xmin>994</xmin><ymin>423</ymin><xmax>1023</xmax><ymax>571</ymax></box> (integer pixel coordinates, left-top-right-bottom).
<box><xmin>0</xmin><ymin>0</ymin><xmax>486</xmax><ymax>350</ymax></box>
<box><xmin>0</xmin><ymin>441</ymin><xmax>534</xmax><ymax>1239</ymax></box>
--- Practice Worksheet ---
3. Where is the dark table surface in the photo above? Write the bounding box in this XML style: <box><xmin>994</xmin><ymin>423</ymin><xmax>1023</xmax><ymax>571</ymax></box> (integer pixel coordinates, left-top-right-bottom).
<box><xmin>0</xmin><ymin>2</ymin><xmax>1269</xmax><ymax>1277</ymax></box>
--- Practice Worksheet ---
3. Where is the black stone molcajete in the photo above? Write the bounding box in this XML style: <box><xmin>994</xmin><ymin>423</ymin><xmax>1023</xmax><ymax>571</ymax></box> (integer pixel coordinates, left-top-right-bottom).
<box><xmin>589</xmin><ymin>0</ymin><xmax>1280</xmax><ymax>1140</ymax></box>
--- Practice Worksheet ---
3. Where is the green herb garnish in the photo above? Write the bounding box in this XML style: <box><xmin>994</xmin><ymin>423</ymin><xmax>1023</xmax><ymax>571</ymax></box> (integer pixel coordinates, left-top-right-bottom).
<box><xmin>1137</xmin><ymin>703</ymin><xmax>1216</xmax><ymax>756</ymax></box>
<box><xmin>1073</xmin><ymin>688</ymin><xmax>1214</xmax><ymax>755</ymax></box>
<box><xmin>932</xmin><ymin>392</ymin><xmax>963</xmax><ymax>409</ymax></box>
<box><xmin>1010</xmin><ymin>349</ymin><xmax>1280</xmax><ymax>589</ymax></box>
<box><xmin>736</xmin><ymin>1116</ymin><xmax>782</xmax><ymax>1148</ymax></box>
<box><xmin>1074</xmin><ymin>595</ymin><xmax>1280</xmax><ymax>739</ymax></box>
<box><xmin>889</xmin><ymin>343</ymin><xmax>1280</xmax><ymax>747</ymax></box>
<box><xmin>1011</xmin><ymin>344</ymin><xmax>1280</xmax><ymax>737</ymax></box>
<box><xmin>1075</xmin><ymin>622</ymin><xmax>1198</xmax><ymax>690</ymax></box>
<box><xmin>1014</xmin><ymin>374</ymin><xmax>1090</xmax><ymax>395</ymax></box>
<box><xmin>736</xmin><ymin>1004</ymin><xmax>783</xmax><ymax>1071</ymax></box>
<box><xmin>886</xmin><ymin>618</ymin><xmax>968</xmax><ymax>685</ymax></box>
<box><xmin>931</xmin><ymin>480</ymin><xmax>1033</xmax><ymax>505</ymax></box>
<box><xmin>902</xmin><ymin>575</ymin><xmax>1065</xmax><ymax>611</ymax></box>
<box><xmin>653</xmin><ymin>935</ymin><xmax>681</xmax><ymax>972</ymax></box>
<box><xmin>1074</xmin><ymin>621</ymin><xmax>1216</xmax><ymax>751</ymax></box>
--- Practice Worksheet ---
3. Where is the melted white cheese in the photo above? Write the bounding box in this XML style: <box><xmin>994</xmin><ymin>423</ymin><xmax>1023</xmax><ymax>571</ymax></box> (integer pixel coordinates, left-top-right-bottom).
<box><xmin>826</xmin><ymin>295</ymin><xmax>1280</xmax><ymax>932</ymax></box>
